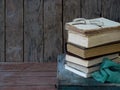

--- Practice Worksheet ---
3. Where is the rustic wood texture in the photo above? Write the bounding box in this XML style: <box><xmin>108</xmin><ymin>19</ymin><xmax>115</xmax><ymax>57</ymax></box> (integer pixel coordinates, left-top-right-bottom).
<box><xmin>0</xmin><ymin>63</ymin><xmax>56</xmax><ymax>71</ymax></box>
<box><xmin>0</xmin><ymin>86</ymin><xmax>56</xmax><ymax>90</ymax></box>
<box><xmin>6</xmin><ymin>0</ymin><xmax>23</xmax><ymax>62</ymax></box>
<box><xmin>63</xmin><ymin>0</ymin><xmax>81</xmax><ymax>52</ymax></box>
<box><xmin>44</xmin><ymin>0</ymin><xmax>62</xmax><ymax>61</ymax></box>
<box><xmin>81</xmin><ymin>0</ymin><xmax>102</xmax><ymax>18</ymax></box>
<box><xmin>0</xmin><ymin>0</ymin><xmax>4</xmax><ymax>62</ymax></box>
<box><xmin>0</xmin><ymin>63</ymin><xmax>57</xmax><ymax>90</ymax></box>
<box><xmin>0</xmin><ymin>0</ymin><xmax>119</xmax><ymax>62</ymax></box>
<box><xmin>102</xmin><ymin>0</ymin><xmax>120</xmax><ymax>22</ymax></box>
<box><xmin>57</xmin><ymin>0</ymin><xmax>63</xmax><ymax>54</ymax></box>
<box><xmin>24</xmin><ymin>0</ymin><xmax>44</xmax><ymax>62</ymax></box>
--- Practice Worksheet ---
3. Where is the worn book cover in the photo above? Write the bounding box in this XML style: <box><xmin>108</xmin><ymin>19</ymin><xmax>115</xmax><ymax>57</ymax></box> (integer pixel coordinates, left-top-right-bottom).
<box><xmin>66</xmin><ymin>17</ymin><xmax>120</xmax><ymax>48</ymax></box>
<box><xmin>66</xmin><ymin>17</ymin><xmax>120</xmax><ymax>36</ymax></box>
<box><xmin>67</xmin><ymin>42</ymin><xmax>120</xmax><ymax>59</ymax></box>
<box><xmin>65</xmin><ymin>54</ymin><xmax>119</xmax><ymax>67</ymax></box>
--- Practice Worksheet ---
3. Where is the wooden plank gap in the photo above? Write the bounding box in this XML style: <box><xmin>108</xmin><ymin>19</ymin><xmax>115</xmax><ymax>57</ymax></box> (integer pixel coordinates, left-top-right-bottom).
<box><xmin>23</xmin><ymin>0</ymin><xmax>24</xmax><ymax>62</ymax></box>
<box><xmin>4</xmin><ymin>0</ymin><xmax>6</xmax><ymax>62</ymax></box>
<box><xmin>0</xmin><ymin>0</ymin><xmax>5</xmax><ymax>62</ymax></box>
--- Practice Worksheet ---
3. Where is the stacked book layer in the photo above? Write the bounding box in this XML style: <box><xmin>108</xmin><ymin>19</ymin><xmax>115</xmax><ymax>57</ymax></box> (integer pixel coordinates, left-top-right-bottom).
<box><xmin>64</xmin><ymin>17</ymin><xmax>120</xmax><ymax>78</ymax></box>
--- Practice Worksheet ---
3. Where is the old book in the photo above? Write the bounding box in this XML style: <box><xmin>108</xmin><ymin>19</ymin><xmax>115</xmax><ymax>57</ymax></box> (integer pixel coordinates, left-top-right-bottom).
<box><xmin>65</xmin><ymin>64</ymin><xmax>91</xmax><ymax>78</ymax></box>
<box><xmin>65</xmin><ymin>54</ymin><xmax>119</xmax><ymax>67</ymax></box>
<box><xmin>65</xmin><ymin>57</ymin><xmax>119</xmax><ymax>78</ymax></box>
<box><xmin>66</xmin><ymin>57</ymin><xmax>120</xmax><ymax>74</ymax></box>
<box><xmin>65</xmin><ymin>56</ymin><xmax>120</xmax><ymax>78</ymax></box>
<box><xmin>66</xmin><ymin>61</ymin><xmax>100</xmax><ymax>74</ymax></box>
<box><xmin>66</xmin><ymin>17</ymin><xmax>120</xmax><ymax>48</ymax></box>
<box><xmin>67</xmin><ymin>42</ymin><xmax>120</xmax><ymax>59</ymax></box>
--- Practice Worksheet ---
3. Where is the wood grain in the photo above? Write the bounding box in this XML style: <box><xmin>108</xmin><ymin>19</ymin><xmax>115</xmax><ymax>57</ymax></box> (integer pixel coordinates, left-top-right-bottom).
<box><xmin>0</xmin><ymin>63</ymin><xmax>57</xmax><ymax>90</ymax></box>
<box><xmin>0</xmin><ymin>86</ymin><xmax>56</xmax><ymax>90</ymax></box>
<box><xmin>0</xmin><ymin>72</ymin><xmax>56</xmax><ymax>77</ymax></box>
<box><xmin>6</xmin><ymin>0</ymin><xmax>23</xmax><ymax>62</ymax></box>
<box><xmin>24</xmin><ymin>0</ymin><xmax>44</xmax><ymax>62</ymax></box>
<box><xmin>0</xmin><ymin>0</ymin><xmax>4</xmax><ymax>62</ymax></box>
<box><xmin>0</xmin><ymin>76</ymin><xmax>56</xmax><ymax>86</ymax></box>
<box><xmin>81</xmin><ymin>0</ymin><xmax>102</xmax><ymax>18</ymax></box>
<box><xmin>102</xmin><ymin>0</ymin><xmax>120</xmax><ymax>22</ymax></box>
<box><xmin>0</xmin><ymin>0</ymin><xmax>119</xmax><ymax>62</ymax></box>
<box><xmin>0</xmin><ymin>63</ymin><xmax>56</xmax><ymax>71</ymax></box>
<box><xmin>44</xmin><ymin>0</ymin><xmax>62</xmax><ymax>61</ymax></box>
<box><xmin>63</xmin><ymin>0</ymin><xmax>81</xmax><ymax>52</ymax></box>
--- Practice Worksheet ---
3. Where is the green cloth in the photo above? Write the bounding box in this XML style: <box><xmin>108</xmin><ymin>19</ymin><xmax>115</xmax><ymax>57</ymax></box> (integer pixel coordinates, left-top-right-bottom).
<box><xmin>92</xmin><ymin>58</ymin><xmax>120</xmax><ymax>83</ymax></box>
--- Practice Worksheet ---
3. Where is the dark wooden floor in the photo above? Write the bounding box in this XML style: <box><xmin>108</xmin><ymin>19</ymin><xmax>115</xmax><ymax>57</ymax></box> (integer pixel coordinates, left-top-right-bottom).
<box><xmin>0</xmin><ymin>63</ymin><xmax>57</xmax><ymax>90</ymax></box>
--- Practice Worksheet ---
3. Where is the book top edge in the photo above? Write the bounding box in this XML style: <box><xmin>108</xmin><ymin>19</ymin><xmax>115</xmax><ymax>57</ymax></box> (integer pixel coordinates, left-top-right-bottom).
<box><xmin>66</xmin><ymin>17</ymin><xmax>120</xmax><ymax>35</ymax></box>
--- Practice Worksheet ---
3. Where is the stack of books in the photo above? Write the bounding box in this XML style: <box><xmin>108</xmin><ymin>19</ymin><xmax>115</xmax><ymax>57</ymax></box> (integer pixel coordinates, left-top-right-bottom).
<box><xmin>64</xmin><ymin>17</ymin><xmax>120</xmax><ymax>78</ymax></box>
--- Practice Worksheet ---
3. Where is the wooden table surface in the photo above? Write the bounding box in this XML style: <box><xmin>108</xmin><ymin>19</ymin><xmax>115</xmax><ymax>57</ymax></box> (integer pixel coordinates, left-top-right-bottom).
<box><xmin>0</xmin><ymin>62</ymin><xmax>57</xmax><ymax>90</ymax></box>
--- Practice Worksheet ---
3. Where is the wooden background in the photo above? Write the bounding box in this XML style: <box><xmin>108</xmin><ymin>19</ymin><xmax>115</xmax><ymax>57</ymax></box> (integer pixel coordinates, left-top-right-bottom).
<box><xmin>0</xmin><ymin>0</ymin><xmax>120</xmax><ymax>62</ymax></box>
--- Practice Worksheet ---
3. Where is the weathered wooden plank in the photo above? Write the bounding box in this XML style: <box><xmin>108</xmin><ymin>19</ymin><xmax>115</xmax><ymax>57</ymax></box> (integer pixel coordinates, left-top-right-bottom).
<box><xmin>24</xmin><ymin>0</ymin><xmax>44</xmax><ymax>62</ymax></box>
<box><xmin>0</xmin><ymin>76</ymin><xmax>56</xmax><ymax>86</ymax></box>
<box><xmin>0</xmin><ymin>63</ymin><xmax>57</xmax><ymax>89</ymax></box>
<box><xmin>0</xmin><ymin>0</ymin><xmax>4</xmax><ymax>62</ymax></box>
<box><xmin>102</xmin><ymin>0</ymin><xmax>120</xmax><ymax>22</ymax></box>
<box><xmin>0</xmin><ymin>63</ymin><xmax>57</xmax><ymax>90</ymax></box>
<box><xmin>81</xmin><ymin>0</ymin><xmax>102</xmax><ymax>18</ymax></box>
<box><xmin>24</xmin><ymin>64</ymin><xmax>56</xmax><ymax>71</ymax></box>
<box><xmin>0</xmin><ymin>71</ymin><xmax>56</xmax><ymax>77</ymax></box>
<box><xmin>44</xmin><ymin>0</ymin><xmax>62</xmax><ymax>61</ymax></box>
<box><xmin>6</xmin><ymin>0</ymin><xmax>23</xmax><ymax>62</ymax></box>
<box><xmin>43</xmin><ymin>0</ymin><xmax>62</xmax><ymax>61</ymax></box>
<box><xmin>63</xmin><ymin>0</ymin><xmax>81</xmax><ymax>52</ymax></box>
<box><xmin>0</xmin><ymin>63</ymin><xmax>56</xmax><ymax>71</ymax></box>
<box><xmin>63</xmin><ymin>0</ymin><xmax>81</xmax><ymax>22</ymax></box>
<box><xmin>0</xmin><ymin>86</ymin><xmax>56</xmax><ymax>90</ymax></box>
<box><xmin>56</xmin><ymin>0</ymin><xmax>63</xmax><ymax>54</ymax></box>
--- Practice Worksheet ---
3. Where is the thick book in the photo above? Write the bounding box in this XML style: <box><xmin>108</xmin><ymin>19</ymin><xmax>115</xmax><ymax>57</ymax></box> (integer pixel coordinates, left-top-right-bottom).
<box><xmin>65</xmin><ymin>57</ymin><xmax>120</xmax><ymax>78</ymax></box>
<box><xmin>65</xmin><ymin>54</ymin><xmax>119</xmax><ymax>67</ymax></box>
<box><xmin>66</xmin><ymin>61</ymin><xmax>100</xmax><ymax>74</ymax></box>
<box><xmin>67</xmin><ymin>42</ymin><xmax>120</xmax><ymax>59</ymax></box>
<box><xmin>65</xmin><ymin>64</ymin><xmax>91</xmax><ymax>78</ymax></box>
<box><xmin>66</xmin><ymin>17</ymin><xmax>120</xmax><ymax>48</ymax></box>
<box><xmin>66</xmin><ymin>57</ymin><xmax>120</xmax><ymax>74</ymax></box>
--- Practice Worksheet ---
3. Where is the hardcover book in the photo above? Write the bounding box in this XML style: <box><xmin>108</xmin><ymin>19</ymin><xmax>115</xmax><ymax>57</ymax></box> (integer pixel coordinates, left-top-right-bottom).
<box><xmin>65</xmin><ymin>54</ymin><xmax>119</xmax><ymax>67</ymax></box>
<box><xmin>66</xmin><ymin>57</ymin><xmax>120</xmax><ymax>74</ymax></box>
<box><xmin>65</xmin><ymin>64</ymin><xmax>91</xmax><ymax>78</ymax></box>
<box><xmin>66</xmin><ymin>61</ymin><xmax>100</xmax><ymax>74</ymax></box>
<box><xmin>67</xmin><ymin>42</ymin><xmax>120</xmax><ymax>59</ymax></box>
<box><xmin>65</xmin><ymin>57</ymin><xmax>120</xmax><ymax>78</ymax></box>
<box><xmin>66</xmin><ymin>17</ymin><xmax>120</xmax><ymax>48</ymax></box>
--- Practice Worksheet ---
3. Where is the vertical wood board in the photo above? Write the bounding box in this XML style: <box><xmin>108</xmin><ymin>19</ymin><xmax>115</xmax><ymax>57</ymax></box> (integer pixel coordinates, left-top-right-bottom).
<box><xmin>24</xmin><ymin>0</ymin><xmax>44</xmax><ymax>62</ymax></box>
<box><xmin>102</xmin><ymin>0</ymin><xmax>120</xmax><ymax>22</ymax></box>
<box><xmin>44</xmin><ymin>0</ymin><xmax>62</xmax><ymax>61</ymax></box>
<box><xmin>0</xmin><ymin>0</ymin><xmax>4</xmax><ymax>62</ymax></box>
<box><xmin>6</xmin><ymin>0</ymin><xmax>23</xmax><ymax>62</ymax></box>
<box><xmin>81</xmin><ymin>0</ymin><xmax>102</xmax><ymax>18</ymax></box>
